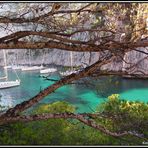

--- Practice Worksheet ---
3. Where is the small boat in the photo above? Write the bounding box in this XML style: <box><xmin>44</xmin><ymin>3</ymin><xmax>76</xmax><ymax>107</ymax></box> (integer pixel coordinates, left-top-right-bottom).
<box><xmin>21</xmin><ymin>49</ymin><xmax>44</xmax><ymax>72</ymax></box>
<box><xmin>0</xmin><ymin>76</ymin><xmax>7</xmax><ymax>80</ymax></box>
<box><xmin>40</xmin><ymin>68</ymin><xmax>57</xmax><ymax>74</ymax></box>
<box><xmin>4</xmin><ymin>65</ymin><xmax>12</xmax><ymax>69</ymax></box>
<box><xmin>59</xmin><ymin>51</ymin><xmax>80</xmax><ymax>76</ymax></box>
<box><xmin>0</xmin><ymin>80</ymin><xmax>20</xmax><ymax>89</ymax></box>
<box><xmin>0</xmin><ymin>50</ymin><xmax>21</xmax><ymax>89</ymax></box>
<box><xmin>11</xmin><ymin>65</ymin><xmax>23</xmax><ymax>70</ymax></box>
<box><xmin>59</xmin><ymin>70</ymin><xmax>78</xmax><ymax>76</ymax></box>
<box><xmin>21</xmin><ymin>65</ymin><xmax>43</xmax><ymax>71</ymax></box>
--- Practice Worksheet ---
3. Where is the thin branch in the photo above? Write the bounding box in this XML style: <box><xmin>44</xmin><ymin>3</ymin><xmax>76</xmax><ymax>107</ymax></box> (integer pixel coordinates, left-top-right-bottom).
<box><xmin>0</xmin><ymin>8</ymin><xmax>98</xmax><ymax>24</ymax></box>
<box><xmin>0</xmin><ymin>113</ymin><xmax>146</xmax><ymax>139</ymax></box>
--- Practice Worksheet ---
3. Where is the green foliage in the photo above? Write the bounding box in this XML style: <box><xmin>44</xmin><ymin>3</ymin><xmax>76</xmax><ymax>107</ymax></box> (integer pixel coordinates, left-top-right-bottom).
<box><xmin>97</xmin><ymin>94</ymin><xmax>148</xmax><ymax>140</ymax></box>
<box><xmin>0</xmin><ymin>98</ymin><xmax>147</xmax><ymax>145</ymax></box>
<box><xmin>0</xmin><ymin>101</ymin><xmax>119</xmax><ymax>145</ymax></box>
<box><xmin>32</xmin><ymin>101</ymin><xmax>76</xmax><ymax>114</ymax></box>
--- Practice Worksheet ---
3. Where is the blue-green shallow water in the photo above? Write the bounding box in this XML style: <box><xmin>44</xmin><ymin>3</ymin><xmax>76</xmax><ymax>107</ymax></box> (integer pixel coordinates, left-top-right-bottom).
<box><xmin>0</xmin><ymin>69</ymin><xmax>148</xmax><ymax>113</ymax></box>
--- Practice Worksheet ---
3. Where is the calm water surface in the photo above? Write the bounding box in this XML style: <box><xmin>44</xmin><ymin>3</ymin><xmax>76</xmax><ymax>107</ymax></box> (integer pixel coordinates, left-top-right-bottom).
<box><xmin>0</xmin><ymin>69</ymin><xmax>148</xmax><ymax>113</ymax></box>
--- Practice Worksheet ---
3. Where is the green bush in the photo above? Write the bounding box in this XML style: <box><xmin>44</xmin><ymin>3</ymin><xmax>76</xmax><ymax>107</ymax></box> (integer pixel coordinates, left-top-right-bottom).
<box><xmin>0</xmin><ymin>97</ymin><xmax>147</xmax><ymax>145</ymax></box>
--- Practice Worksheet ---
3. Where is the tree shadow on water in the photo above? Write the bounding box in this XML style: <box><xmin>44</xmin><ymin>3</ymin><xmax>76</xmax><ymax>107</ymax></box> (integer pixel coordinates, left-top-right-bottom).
<box><xmin>84</xmin><ymin>76</ymin><xmax>148</xmax><ymax>98</ymax></box>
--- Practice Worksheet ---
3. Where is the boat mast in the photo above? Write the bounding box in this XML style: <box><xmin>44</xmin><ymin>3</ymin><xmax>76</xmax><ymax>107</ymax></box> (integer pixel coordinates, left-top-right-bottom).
<box><xmin>70</xmin><ymin>51</ymin><xmax>73</xmax><ymax>71</ymax></box>
<box><xmin>29</xmin><ymin>49</ymin><xmax>31</xmax><ymax>66</ymax></box>
<box><xmin>3</xmin><ymin>49</ymin><xmax>8</xmax><ymax>81</ymax></box>
<box><xmin>69</xmin><ymin>35</ymin><xmax>73</xmax><ymax>71</ymax></box>
<box><xmin>16</xmin><ymin>49</ymin><xmax>18</xmax><ymax>66</ymax></box>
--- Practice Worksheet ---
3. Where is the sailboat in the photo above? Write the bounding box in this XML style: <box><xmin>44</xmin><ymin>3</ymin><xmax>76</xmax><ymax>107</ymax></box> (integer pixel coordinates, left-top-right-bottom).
<box><xmin>40</xmin><ymin>51</ymin><xmax>57</xmax><ymax>74</ymax></box>
<box><xmin>3</xmin><ymin>50</ymin><xmax>12</xmax><ymax>69</ymax></box>
<box><xmin>21</xmin><ymin>49</ymin><xmax>43</xmax><ymax>72</ymax></box>
<box><xmin>11</xmin><ymin>50</ymin><xmax>23</xmax><ymax>70</ymax></box>
<box><xmin>0</xmin><ymin>50</ymin><xmax>20</xmax><ymax>89</ymax></box>
<box><xmin>59</xmin><ymin>52</ymin><xmax>79</xmax><ymax>76</ymax></box>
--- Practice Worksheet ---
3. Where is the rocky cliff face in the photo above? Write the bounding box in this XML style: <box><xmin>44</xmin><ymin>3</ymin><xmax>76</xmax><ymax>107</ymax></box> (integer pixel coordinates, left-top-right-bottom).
<box><xmin>122</xmin><ymin>47</ymin><xmax>148</xmax><ymax>76</ymax></box>
<box><xmin>0</xmin><ymin>47</ymin><xmax>147</xmax><ymax>77</ymax></box>
<box><xmin>0</xmin><ymin>49</ymin><xmax>100</xmax><ymax>67</ymax></box>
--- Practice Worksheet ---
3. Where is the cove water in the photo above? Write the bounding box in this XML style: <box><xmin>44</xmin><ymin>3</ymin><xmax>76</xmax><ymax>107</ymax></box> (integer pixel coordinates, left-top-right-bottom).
<box><xmin>0</xmin><ymin>69</ymin><xmax>148</xmax><ymax>113</ymax></box>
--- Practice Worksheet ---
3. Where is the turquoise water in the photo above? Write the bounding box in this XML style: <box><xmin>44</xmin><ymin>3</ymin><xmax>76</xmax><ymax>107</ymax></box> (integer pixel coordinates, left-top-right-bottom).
<box><xmin>0</xmin><ymin>69</ymin><xmax>148</xmax><ymax>113</ymax></box>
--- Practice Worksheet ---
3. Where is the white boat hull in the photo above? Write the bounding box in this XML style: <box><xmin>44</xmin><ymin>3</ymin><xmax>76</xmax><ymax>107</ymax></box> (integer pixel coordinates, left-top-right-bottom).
<box><xmin>1</xmin><ymin>50</ymin><xmax>21</xmax><ymax>89</ymax></box>
<box><xmin>40</xmin><ymin>68</ymin><xmax>57</xmax><ymax>74</ymax></box>
<box><xmin>22</xmin><ymin>66</ymin><xmax>43</xmax><ymax>71</ymax></box>
<box><xmin>0</xmin><ymin>80</ymin><xmax>20</xmax><ymax>89</ymax></box>
<box><xmin>12</xmin><ymin>66</ymin><xmax>23</xmax><ymax>70</ymax></box>
<box><xmin>0</xmin><ymin>76</ymin><xmax>7</xmax><ymax>80</ymax></box>
<box><xmin>59</xmin><ymin>70</ymin><xmax>78</xmax><ymax>76</ymax></box>
<box><xmin>4</xmin><ymin>66</ymin><xmax>12</xmax><ymax>69</ymax></box>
